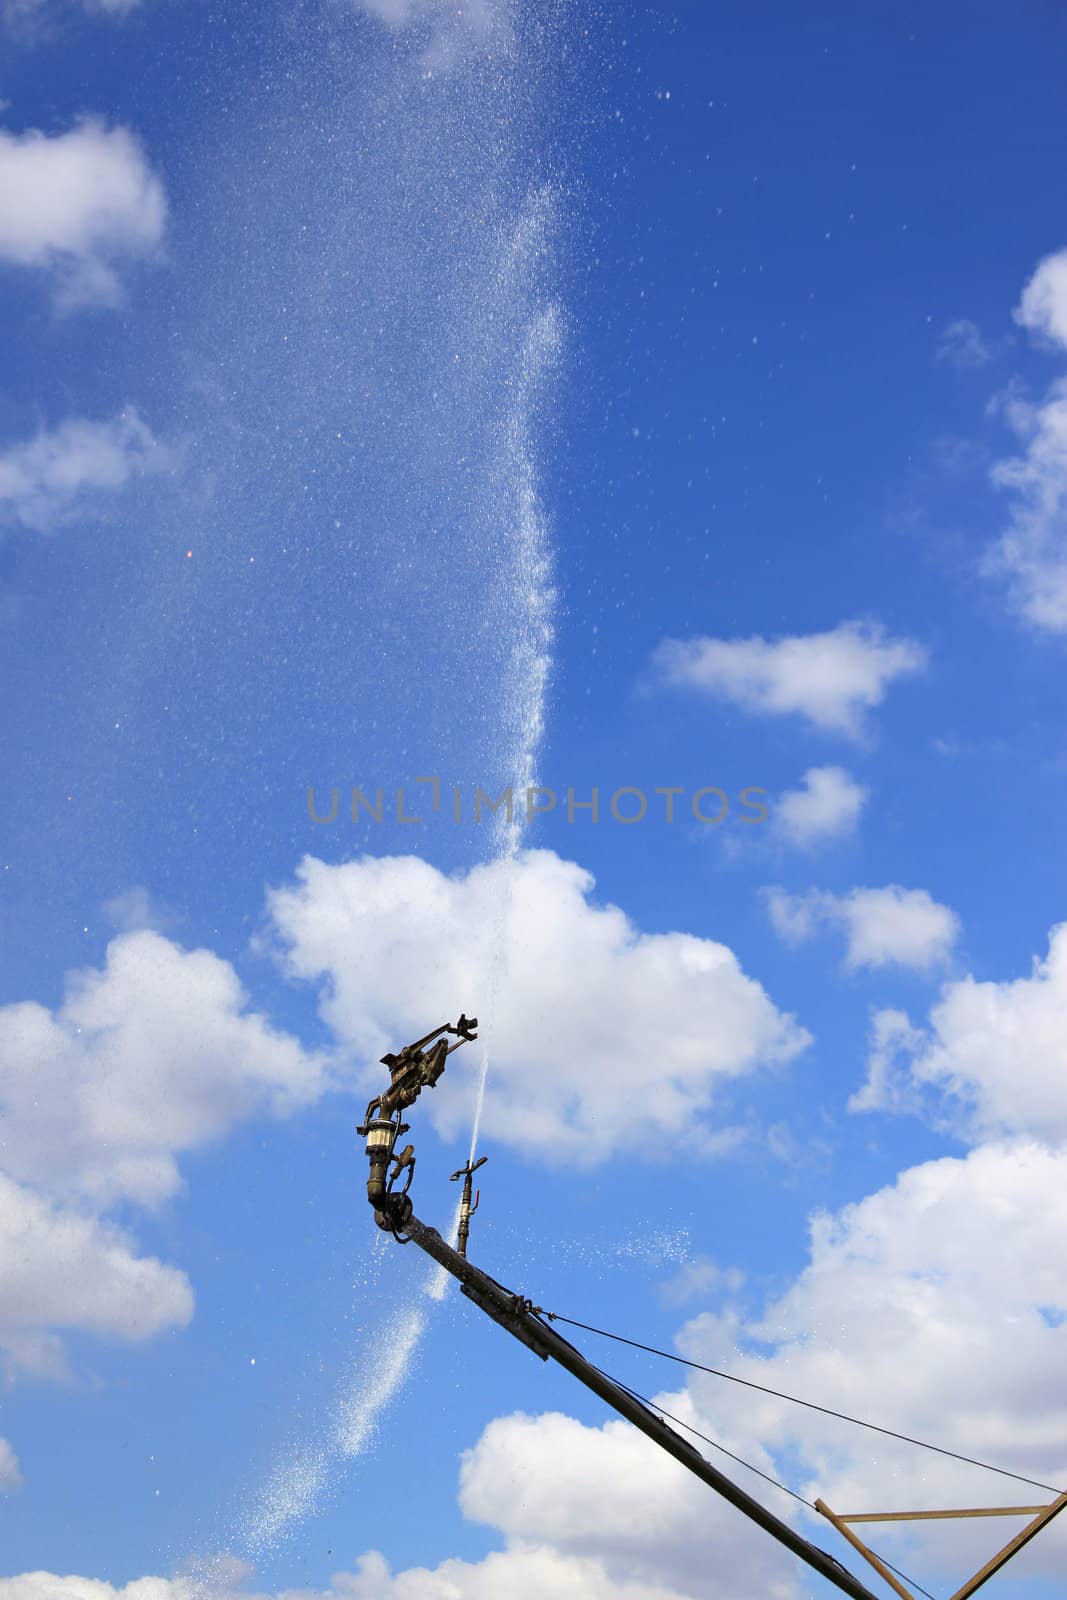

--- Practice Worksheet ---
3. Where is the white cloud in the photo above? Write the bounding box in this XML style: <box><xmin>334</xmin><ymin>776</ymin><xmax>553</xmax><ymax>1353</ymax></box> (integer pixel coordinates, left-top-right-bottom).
<box><xmin>772</xmin><ymin>767</ymin><xmax>867</xmax><ymax>850</ymax></box>
<box><xmin>936</xmin><ymin>317</ymin><xmax>995</xmax><ymax>369</ymax></box>
<box><xmin>0</xmin><ymin>1437</ymin><xmax>21</xmax><ymax>1492</ymax></box>
<box><xmin>850</xmin><ymin>922</ymin><xmax>1067</xmax><ymax>1143</ymax></box>
<box><xmin>1016</xmin><ymin>248</ymin><xmax>1067</xmax><ymax>350</ymax></box>
<box><xmin>847</xmin><ymin>1007</ymin><xmax>928</xmax><ymax>1116</ymax></box>
<box><xmin>459</xmin><ymin>1408</ymin><xmax>803</xmax><ymax>1599</ymax></box>
<box><xmin>418</xmin><ymin>1129</ymin><xmax>1062</xmax><ymax>1590</ymax></box>
<box><xmin>0</xmin><ymin>1172</ymin><xmax>193</xmax><ymax>1379</ymax></box>
<box><xmin>986</xmin><ymin>378</ymin><xmax>1067</xmax><ymax>630</ymax></box>
<box><xmin>0</xmin><ymin>1548</ymin><xmax>768</xmax><ymax>1600</ymax></box>
<box><xmin>0</xmin><ymin>929</ymin><xmax>331</xmax><ymax>1209</ymax></box>
<box><xmin>0</xmin><ymin>929</ymin><xmax>328</xmax><ymax>1376</ymax></box>
<box><xmin>985</xmin><ymin>248</ymin><xmax>1067</xmax><ymax>630</ymax></box>
<box><xmin>0</xmin><ymin>1559</ymin><xmax>709</xmax><ymax>1600</ymax></box>
<box><xmin>677</xmin><ymin>1140</ymin><xmax>1067</xmax><ymax>1582</ymax></box>
<box><xmin>0</xmin><ymin>410</ymin><xmax>174</xmax><ymax>532</ymax></box>
<box><xmin>0</xmin><ymin>119</ymin><xmax>165</xmax><ymax>308</ymax></box>
<box><xmin>651</xmin><ymin>620</ymin><xmax>927</xmax><ymax>738</ymax></box>
<box><xmin>265</xmin><ymin>848</ymin><xmax>810</xmax><ymax>1165</ymax></box>
<box><xmin>763</xmin><ymin>887</ymin><xmax>820</xmax><ymax>944</ymax></box>
<box><xmin>766</xmin><ymin>884</ymin><xmax>960</xmax><ymax>971</ymax></box>
<box><xmin>0</xmin><ymin>1580</ymin><xmax>200</xmax><ymax>1600</ymax></box>
<box><xmin>340</xmin><ymin>1547</ymin><xmax>715</xmax><ymax>1600</ymax></box>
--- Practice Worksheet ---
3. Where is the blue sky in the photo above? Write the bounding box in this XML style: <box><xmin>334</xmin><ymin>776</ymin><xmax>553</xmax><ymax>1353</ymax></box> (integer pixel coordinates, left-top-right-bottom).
<box><xmin>2</xmin><ymin>2</ymin><xmax>1067</xmax><ymax>1598</ymax></box>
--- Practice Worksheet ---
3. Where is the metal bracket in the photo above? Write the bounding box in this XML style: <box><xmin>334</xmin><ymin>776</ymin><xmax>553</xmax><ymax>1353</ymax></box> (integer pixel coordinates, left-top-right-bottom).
<box><xmin>816</xmin><ymin>1490</ymin><xmax>1067</xmax><ymax>1600</ymax></box>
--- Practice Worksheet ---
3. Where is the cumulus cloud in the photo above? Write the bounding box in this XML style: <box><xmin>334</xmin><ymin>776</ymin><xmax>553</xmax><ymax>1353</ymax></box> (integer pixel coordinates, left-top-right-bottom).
<box><xmin>1016</xmin><ymin>248</ymin><xmax>1067</xmax><ymax>350</ymax></box>
<box><xmin>651</xmin><ymin>621</ymin><xmax>927</xmax><ymax>738</ymax></box>
<box><xmin>848</xmin><ymin>1007</ymin><xmax>928</xmax><ymax>1117</ymax></box>
<box><xmin>0</xmin><ymin>410</ymin><xmax>174</xmax><ymax>532</ymax></box>
<box><xmin>765</xmin><ymin>884</ymin><xmax>960</xmax><ymax>971</ymax></box>
<box><xmin>676</xmin><ymin>1140</ymin><xmax>1067</xmax><ymax>1583</ymax></box>
<box><xmin>0</xmin><ymin>119</ymin><xmax>165</xmax><ymax>308</ymax></box>
<box><xmin>265</xmin><ymin>848</ymin><xmax>810</xmax><ymax>1164</ymax></box>
<box><xmin>0</xmin><ymin>1437</ymin><xmax>21</xmax><ymax>1492</ymax></box>
<box><xmin>427</xmin><ymin>1128</ymin><xmax>1064</xmax><ymax>1590</ymax></box>
<box><xmin>0</xmin><ymin>1558</ymin><xmax>711</xmax><ymax>1600</ymax></box>
<box><xmin>403</xmin><ymin>1153</ymin><xmax>1067</xmax><ymax>1593</ymax></box>
<box><xmin>463</xmin><ymin>1139</ymin><xmax>1062</xmax><ymax>1587</ymax></box>
<box><xmin>771</xmin><ymin>767</ymin><xmax>867</xmax><ymax>850</ymax></box>
<box><xmin>459</xmin><ymin>1409</ymin><xmax>803</xmax><ymax>1599</ymax></box>
<box><xmin>986</xmin><ymin>378</ymin><xmax>1067</xmax><ymax>630</ymax></box>
<box><xmin>985</xmin><ymin>248</ymin><xmax>1067</xmax><ymax>630</ymax></box>
<box><xmin>0</xmin><ymin>1579</ymin><xmax>206</xmax><ymax>1600</ymax></box>
<box><xmin>0</xmin><ymin>1173</ymin><xmax>193</xmax><ymax>1379</ymax></box>
<box><xmin>850</xmin><ymin>922</ymin><xmax>1067</xmax><ymax>1143</ymax></box>
<box><xmin>0</xmin><ymin>929</ymin><xmax>331</xmax><ymax>1209</ymax></box>
<box><xmin>345</xmin><ymin>1548</ymin><xmax>716</xmax><ymax>1600</ymax></box>
<box><xmin>0</xmin><ymin>929</ymin><xmax>328</xmax><ymax>1375</ymax></box>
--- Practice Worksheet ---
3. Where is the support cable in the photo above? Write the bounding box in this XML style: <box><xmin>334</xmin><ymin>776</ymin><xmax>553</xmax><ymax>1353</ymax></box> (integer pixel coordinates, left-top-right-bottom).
<box><xmin>586</xmin><ymin>1358</ymin><xmax>938</xmax><ymax>1600</ymax></box>
<box><xmin>545</xmin><ymin>1311</ymin><xmax>1064</xmax><ymax>1498</ymax></box>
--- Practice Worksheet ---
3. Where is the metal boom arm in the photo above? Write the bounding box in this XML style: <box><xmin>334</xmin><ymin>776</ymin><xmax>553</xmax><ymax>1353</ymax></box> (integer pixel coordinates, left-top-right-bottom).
<box><xmin>357</xmin><ymin>1019</ymin><xmax>1067</xmax><ymax>1600</ymax></box>
<box><xmin>356</xmin><ymin>1017</ymin><xmax>880</xmax><ymax>1600</ymax></box>
<box><xmin>394</xmin><ymin>1207</ymin><xmax>883</xmax><ymax>1600</ymax></box>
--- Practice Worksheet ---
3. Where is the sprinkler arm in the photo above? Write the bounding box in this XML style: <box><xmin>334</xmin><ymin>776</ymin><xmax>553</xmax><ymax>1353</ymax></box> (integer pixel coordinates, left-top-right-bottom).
<box><xmin>357</xmin><ymin>1021</ymin><xmax>881</xmax><ymax>1600</ymax></box>
<box><xmin>371</xmin><ymin>1194</ymin><xmax>883</xmax><ymax>1600</ymax></box>
<box><xmin>358</xmin><ymin>1026</ymin><xmax>1066</xmax><ymax>1598</ymax></box>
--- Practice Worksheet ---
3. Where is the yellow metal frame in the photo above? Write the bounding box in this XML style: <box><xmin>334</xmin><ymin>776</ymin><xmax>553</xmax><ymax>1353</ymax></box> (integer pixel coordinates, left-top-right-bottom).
<box><xmin>815</xmin><ymin>1490</ymin><xmax>1067</xmax><ymax>1600</ymax></box>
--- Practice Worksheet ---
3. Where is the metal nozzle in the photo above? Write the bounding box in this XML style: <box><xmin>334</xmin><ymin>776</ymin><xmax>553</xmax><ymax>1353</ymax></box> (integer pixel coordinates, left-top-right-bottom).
<box><xmin>450</xmin><ymin>1155</ymin><xmax>488</xmax><ymax>1257</ymax></box>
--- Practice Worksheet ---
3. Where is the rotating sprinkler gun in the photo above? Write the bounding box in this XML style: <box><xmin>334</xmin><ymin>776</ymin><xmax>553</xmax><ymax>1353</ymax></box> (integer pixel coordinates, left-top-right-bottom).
<box><xmin>356</xmin><ymin>1014</ymin><xmax>478</xmax><ymax>1239</ymax></box>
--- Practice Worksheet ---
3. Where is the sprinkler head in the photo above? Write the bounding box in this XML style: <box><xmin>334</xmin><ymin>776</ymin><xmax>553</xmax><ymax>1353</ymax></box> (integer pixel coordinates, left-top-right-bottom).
<box><xmin>450</xmin><ymin>1154</ymin><xmax>488</xmax><ymax>1181</ymax></box>
<box><xmin>359</xmin><ymin>1015</ymin><xmax>478</xmax><ymax>1222</ymax></box>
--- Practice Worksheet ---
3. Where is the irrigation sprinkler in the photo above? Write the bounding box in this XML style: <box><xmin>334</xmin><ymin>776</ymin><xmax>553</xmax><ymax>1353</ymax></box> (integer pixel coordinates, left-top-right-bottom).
<box><xmin>356</xmin><ymin>1017</ymin><xmax>1065</xmax><ymax>1600</ymax></box>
